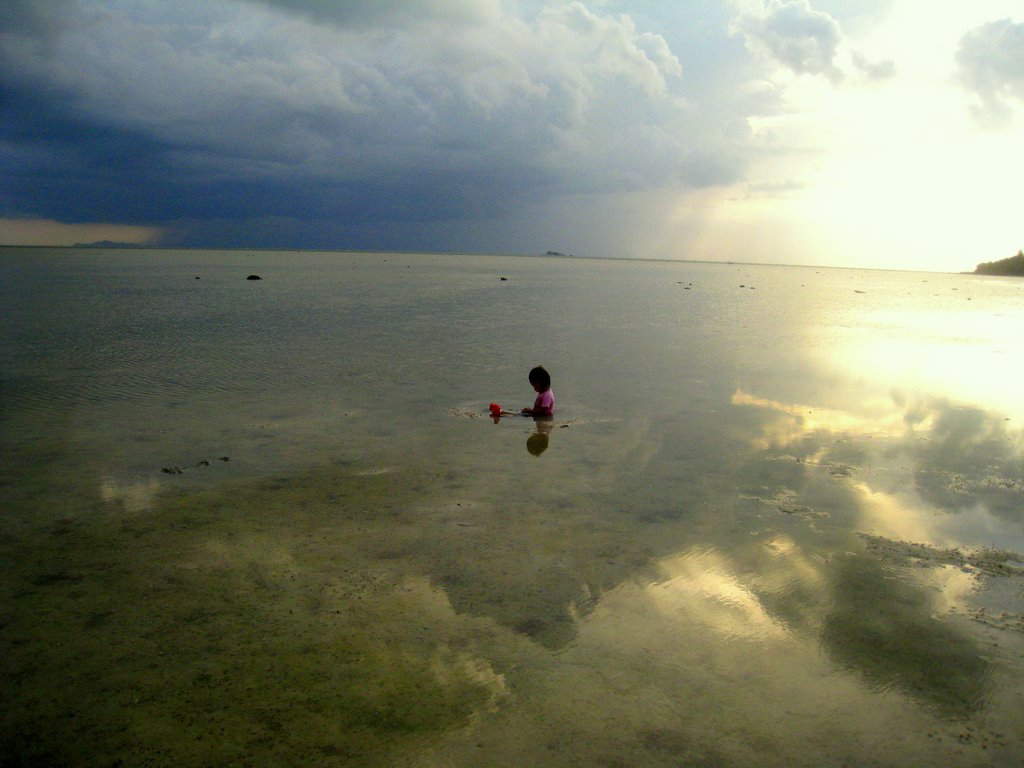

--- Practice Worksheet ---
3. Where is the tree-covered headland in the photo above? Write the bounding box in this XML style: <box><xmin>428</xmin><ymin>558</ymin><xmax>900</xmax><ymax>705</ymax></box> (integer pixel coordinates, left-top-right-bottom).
<box><xmin>974</xmin><ymin>250</ymin><xmax>1024</xmax><ymax>276</ymax></box>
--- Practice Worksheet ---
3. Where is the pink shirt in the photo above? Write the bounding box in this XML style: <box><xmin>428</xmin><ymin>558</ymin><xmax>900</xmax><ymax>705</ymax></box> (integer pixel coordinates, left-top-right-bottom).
<box><xmin>534</xmin><ymin>388</ymin><xmax>555</xmax><ymax>415</ymax></box>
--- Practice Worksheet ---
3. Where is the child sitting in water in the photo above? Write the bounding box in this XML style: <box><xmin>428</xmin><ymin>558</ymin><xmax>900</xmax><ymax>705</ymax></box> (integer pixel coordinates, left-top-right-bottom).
<box><xmin>521</xmin><ymin>365</ymin><xmax>555</xmax><ymax>417</ymax></box>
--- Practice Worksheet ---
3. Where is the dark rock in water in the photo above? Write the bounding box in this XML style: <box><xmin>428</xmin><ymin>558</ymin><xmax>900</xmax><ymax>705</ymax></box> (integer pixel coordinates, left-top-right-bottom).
<box><xmin>219</xmin><ymin>456</ymin><xmax>230</xmax><ymax>462</ymax></box>
<box><xmin>162</xmin><ymin>458</ymin><xmax>217</xmax><ymax>474</ymax></box>
<box><xmin>32</xmin><ymin>571</ymin><xmax>83</xmax><ymax>586</ymax></box>
<box><xmin>246</xmin><ymin>274</ymin><xmax>262</xmax><ymax>280</ymax></box>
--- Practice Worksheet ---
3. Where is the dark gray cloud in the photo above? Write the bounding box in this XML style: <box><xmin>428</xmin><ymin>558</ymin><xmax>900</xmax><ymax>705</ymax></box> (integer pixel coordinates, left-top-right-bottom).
<box><xmin>0</xmin><ymin>0</ymin><xmax>78</xmax><ymax>37</ymax></box>
<box><xmin>0</xmin><ymin>0</ymin><xmax>904</xmax><ymax>252</ymax></box>
<box><xmin>1</xmin><ymin>0</ymin><xmax>720</xmax><ymax>248</ymax></box>
<box><xmin>247</xmin><ymin>0</ymin><xmax>503</xmax><ymax>28</ymax></box>
<box><xmin>955</xmin><ymin>18</ymin><xmax>1024</xmax><ymax>125</ymax></box>
<box><xmin>731</xmin><ymin>0</ymin><xmax>845</xmax><ymax>83</ymax></box>
<box><xmin>729</xmin><ymin>1</ymin><xmax>896</xmax><ymax>87</ymax></box>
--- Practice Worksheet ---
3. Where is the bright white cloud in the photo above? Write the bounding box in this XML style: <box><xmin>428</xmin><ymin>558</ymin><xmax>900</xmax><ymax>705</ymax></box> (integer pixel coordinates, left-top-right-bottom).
<box><xmin>955</xmin><ymin>18</ymin><xmax>1024</xmax><ymax>125</ymax></box>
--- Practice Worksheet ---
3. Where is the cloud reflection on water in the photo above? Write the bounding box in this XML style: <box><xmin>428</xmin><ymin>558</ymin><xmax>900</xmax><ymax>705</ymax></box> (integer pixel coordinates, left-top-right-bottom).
<box><xmin>645</xmin><ymin>547</ymin><xmax>790</xmax><ymax>643</ymax></box>
<box><xmin>538</xmin><ymin>538</ymin><xmax>987</xmax><ymax>766</ymax></box>
<box><xmin>732</xmin><ymin>386</ymin><xmax>1024</xmax><ymax>548</ymax></box>
<box><xmin>710</xmin><ymin>384</ymin><xmax>1024</xmax><ymax>717</ymax></box>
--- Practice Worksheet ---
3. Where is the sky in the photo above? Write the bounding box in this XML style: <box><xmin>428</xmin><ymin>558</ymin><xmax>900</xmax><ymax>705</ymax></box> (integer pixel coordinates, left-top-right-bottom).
<box><xmin>1</xmin><ymin>0</ymin><xmax>1021</xmax><ymax>271</ymax></box>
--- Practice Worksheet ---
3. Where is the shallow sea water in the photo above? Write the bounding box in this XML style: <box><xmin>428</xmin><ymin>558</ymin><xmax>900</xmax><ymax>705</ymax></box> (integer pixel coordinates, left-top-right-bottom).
<box><xmin>2</xmin><ymin>248</ymin><xmax>1023</xmax><ymax>766</ymax></box>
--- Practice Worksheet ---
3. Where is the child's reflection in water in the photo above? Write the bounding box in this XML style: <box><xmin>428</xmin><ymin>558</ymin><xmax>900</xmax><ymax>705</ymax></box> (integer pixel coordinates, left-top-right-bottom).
<box><xmin>526</xmin><ymin>418</ymin><xmax>552</xmax><ymax>456</ymax></box>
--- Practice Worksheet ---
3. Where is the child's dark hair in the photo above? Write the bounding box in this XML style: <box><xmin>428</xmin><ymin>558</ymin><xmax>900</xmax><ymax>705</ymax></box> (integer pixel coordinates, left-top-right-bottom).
<box><xmin>528</xmin><ymin>365</ymin><xmax>551</xmax><ymax>391</ymax></box>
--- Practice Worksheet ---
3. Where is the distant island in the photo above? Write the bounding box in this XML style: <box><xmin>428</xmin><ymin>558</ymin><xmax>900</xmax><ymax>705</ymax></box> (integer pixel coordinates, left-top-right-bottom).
<box><xmin>72</xmin><ymin>240</ymin><xmax>145</xmax><ymax>249</ymax></box>
<box><xmin>974</xmin><ymin>250</ymin><xmax>1023</xmax><ymax>276</ymax></box>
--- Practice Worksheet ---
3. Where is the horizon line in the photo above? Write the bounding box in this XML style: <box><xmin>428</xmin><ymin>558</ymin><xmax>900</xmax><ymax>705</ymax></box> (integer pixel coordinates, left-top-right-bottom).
<box><xmin>0</xmin><ymin>242</ymin><xmax>980</xmax><ymax>275</ymax></box>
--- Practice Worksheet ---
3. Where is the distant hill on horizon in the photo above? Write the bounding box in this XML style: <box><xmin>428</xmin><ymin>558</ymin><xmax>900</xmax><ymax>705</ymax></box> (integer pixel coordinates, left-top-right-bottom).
<box><xmin>974</xmin><ymin>250</ymin><xmax>1023</xmax><ymax>276</ymax></box>
<box><xmin>72</xmin><ymin>240</ymin><xmax>145</xmax><ymax>249</ymax></box>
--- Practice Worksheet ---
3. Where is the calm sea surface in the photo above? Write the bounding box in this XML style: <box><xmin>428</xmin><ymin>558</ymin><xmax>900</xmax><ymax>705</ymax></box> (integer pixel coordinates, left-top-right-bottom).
<box><xmin>2</xmin><ymin>248</ymin><xmax>1023</xmax><ymax>766</ymax></box>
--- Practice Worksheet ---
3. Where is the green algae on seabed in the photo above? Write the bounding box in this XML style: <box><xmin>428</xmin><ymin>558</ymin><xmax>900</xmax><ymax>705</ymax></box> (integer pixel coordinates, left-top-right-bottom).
<box><xmin>3</xmin><ymin>403</ymin><xmax>1024</xmax><ymax>766</ymax></box>
<box><xmin>0</xmin><ymin>463</ymin><xmax>516</xmax><ymax>766</ymax></box>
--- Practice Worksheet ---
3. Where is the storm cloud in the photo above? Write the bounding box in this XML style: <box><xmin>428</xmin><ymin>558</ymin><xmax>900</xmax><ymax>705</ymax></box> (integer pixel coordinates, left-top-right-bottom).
<box><xmin>1</xmin><ymin>1</ymin><xmax>707</xmax><ymax>248</ymax></box>
<box><xmin>0</xmin><ymin>1</ymin><xmax>1018</xmax><ymax>259</ymax></box>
